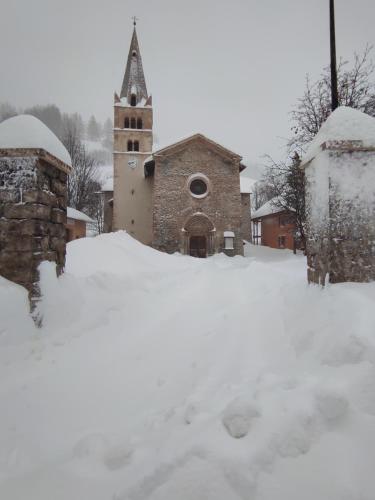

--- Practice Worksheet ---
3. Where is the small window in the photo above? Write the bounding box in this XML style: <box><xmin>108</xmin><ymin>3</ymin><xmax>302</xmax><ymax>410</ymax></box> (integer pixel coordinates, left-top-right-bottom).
<box><xmin>130</xmin><ymin>117</ymin><xmax>136</xmax><ymax>129</ymax></box>
<box><xmin>127</xmin><ymin>140</ymin><xmax>133</xmax><ymax>151</ymax></box>
<box><xmin>132</xmin><ymin>51</ymin><xmax>137</xmax><ymax>57</ymax></box>
<box><xmin>124</xmin><ymin>117</ymin><xmax>130</xmax><ymax>128</ymax></box>
<box><xmin>134</xmin><ymin>140</ymin><xmax>139</xmax><ymax>152</ymax></box>
<box><xmin>278</xmin><ymin>235</ymin><xmax>286</xmax><ymax>249</ymax></box>
<box><xmin>130</xmin><ymin>94</ymin><xmax>137</xmax><ymax>106</ymax></box>
<box><xmin>137</xmin><ymin>117</ymin><xmax>143</xmax><ymax>129</ymax></box>
<box><xmin>224</xmin><ymin>231</ymin><xmax>235</xmax><ymax>250</ymax></box>
<box><xmin>190</xmin><ymin>178</ymin><xmax>207</xmax><ymax>196</ymax></box>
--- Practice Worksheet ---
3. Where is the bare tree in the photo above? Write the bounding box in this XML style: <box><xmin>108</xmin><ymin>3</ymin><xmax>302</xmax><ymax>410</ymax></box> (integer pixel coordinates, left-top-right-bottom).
<box><xmin>263</xmin><ymin>153</ymin><xmax>306</xmax><ymax>251</ymax></box>
<box><xmin>289</xmin><ymin>45</ymin><xmax>375</xmax><ymax>152</ymax></box>
<box><xmin>62</xmin><ymin>115</ymin><xmax>99</xmax><ymax>213</ymax></box>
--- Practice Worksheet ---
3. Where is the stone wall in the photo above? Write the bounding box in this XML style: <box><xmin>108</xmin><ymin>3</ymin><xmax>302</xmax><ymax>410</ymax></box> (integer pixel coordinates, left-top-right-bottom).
<box><xmin>305</xmin><ymin>147</ymin><xmax>375</xmax><ymax>284</ymax></box>
<box><xmin>152</xmin><ymin>140</ymin><xmax>243</xmax><ymax>256</ymax></box>
<box><xmin>0</xmin><ymin>153</ymin><xmax>68</xmax><ymax>308</ymax></box>
<box><xmin>240</xmin><ymin>193</ymin><xmax>251</xmax><ymax>242</ymax></box>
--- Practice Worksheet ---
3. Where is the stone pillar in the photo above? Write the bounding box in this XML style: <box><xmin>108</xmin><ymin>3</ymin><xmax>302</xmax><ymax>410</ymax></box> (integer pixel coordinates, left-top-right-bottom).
<box><xmin>0</xmin><ymin>149</ymin><xmax>71</xmax><ymax>316</ymax></box>
<box><xmin>302</xmin><ymin>140</ymin><xmax>375</xmax><ymax>285</ymax></box>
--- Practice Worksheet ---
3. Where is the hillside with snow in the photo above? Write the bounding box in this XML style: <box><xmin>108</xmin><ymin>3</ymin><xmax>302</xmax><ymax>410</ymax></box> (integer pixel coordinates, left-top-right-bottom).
<box><xmin>1</xmin><ymin>233</ymin><xmax>375</xmax><ymax>500</ymax></box>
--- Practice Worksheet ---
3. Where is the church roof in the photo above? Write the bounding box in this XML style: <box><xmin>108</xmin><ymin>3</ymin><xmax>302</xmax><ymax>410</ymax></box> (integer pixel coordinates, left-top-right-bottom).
<box><xmin>152</xmin><ymin>133</ymin><xmax>243</xmax><ymax>160</ymax></box>
<box><xmin>120</xmin><ymin>27</ymin><xmax>148</xmax><ymax>105</ymax></box>
<box><xmin>144</xmin><ymin>134</ymin><xmax>245</xmax><ymax>177</ymax></box>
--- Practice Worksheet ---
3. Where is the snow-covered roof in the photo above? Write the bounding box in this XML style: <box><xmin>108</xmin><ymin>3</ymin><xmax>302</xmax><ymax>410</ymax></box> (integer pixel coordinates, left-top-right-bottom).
<box><xmin>67</xmin><ymin>207</ymin><xmax>94</xmax><ymax>223</ymax></box>
<box><xmin>302</xmin><ymin>106</ymin><xmax>375</xmax><ymax>165</ymax></box>
<box><xmin>224</xmin><ymin>231</ymin><xmax>235</xmax><ymax>237</ymax></box>
<box><xmin>0</xmin><ymin>115</ymin><xmax>72</xmax><ymax>167</ymax></box>
<box><xmin>251</xmin><ymin>197</ymin><xmax>288</xmax><ymax>219</ymax></box>
<box><xmin>240</xmin><ymin>176</ymin><xmax>256</xmax><ymax>194</ymax></box>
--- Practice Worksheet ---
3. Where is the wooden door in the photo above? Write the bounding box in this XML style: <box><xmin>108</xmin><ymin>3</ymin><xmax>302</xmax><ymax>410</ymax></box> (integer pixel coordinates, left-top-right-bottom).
<box><xmin>189</xmin><ymin>236</ymin><xmax>207</xmax><ymax>258</ymax></box>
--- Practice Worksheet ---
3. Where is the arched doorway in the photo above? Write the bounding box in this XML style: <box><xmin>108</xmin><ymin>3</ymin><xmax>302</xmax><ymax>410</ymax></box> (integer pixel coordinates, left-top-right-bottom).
<box><xmin>182</xmin><ymin>213</ymin><xmax>215</xmax><ymax>258</ymax></box>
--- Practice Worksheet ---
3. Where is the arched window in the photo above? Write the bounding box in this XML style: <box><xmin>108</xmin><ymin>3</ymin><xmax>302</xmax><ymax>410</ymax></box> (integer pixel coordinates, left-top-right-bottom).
<box><xmin>127</xmin><ymin>140</ymin><xmax>133</xmax><ymax>152</ymax></box>
<box><xmin>134</xmin><ymin>141</ymin><xmax>139</xmax><ymax>152</ymax></box>
<box><xmin>130</xmin><ymin>117</ymin><xmax>136</xmax><ymax>129</ymax></box>
<box><xmin>137</xmin><ymin>118</ymin><xmax>143</xmax><ymax>129</ymax></box>
<box><xmin>132</xmin><ymin>51</ymin><xmax>137</xmax><ymax>58</ymax></box>
<box><xmin>124</xmin><ymin>117</ymin><xmax>130</xmax><ymax>128</ymax></box>
<box><xmin>130</xmin><ymin>94</ymin><xmax>137</xmax><ymax>106</ymax></box>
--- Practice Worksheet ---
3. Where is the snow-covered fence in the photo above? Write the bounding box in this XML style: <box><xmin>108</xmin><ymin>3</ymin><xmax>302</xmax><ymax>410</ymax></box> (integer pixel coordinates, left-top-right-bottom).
<box><xmin>301</xmin><ymin>107</ymin><xmax>375</xmax><ymax>285</ymax></box>
<box><xmin>0</xmin><ymin>115</ymin><xmax>72</xmax><ymax>316</ymax></box>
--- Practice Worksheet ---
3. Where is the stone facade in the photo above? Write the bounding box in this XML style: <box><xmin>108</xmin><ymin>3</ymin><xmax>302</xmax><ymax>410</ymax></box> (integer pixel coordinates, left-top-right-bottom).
<box><xmin>303</xmin><ymin>143</ymin><xmax>375</xmax><ymax>285</ymax></box>
<box><xmin>240</xmin><ymin>193</ymin><xmax>251</xmax><ymax>243</ymax></box>
<box><xmin>151</xmin><ymin>136</ymin><xmax>244</xmax><ymax>256</ymax></box>
<box><xmin>0</xmin><ymin>149</ymin><xmax>69</xmax><ymax>308</ymax></box>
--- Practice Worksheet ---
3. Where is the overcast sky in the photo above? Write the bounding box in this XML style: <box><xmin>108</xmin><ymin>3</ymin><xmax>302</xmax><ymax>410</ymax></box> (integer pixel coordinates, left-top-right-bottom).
<box><xmin>0</xmin><ymin>0</ymin><xmax>374</xmax><ymax>171</ymax></box>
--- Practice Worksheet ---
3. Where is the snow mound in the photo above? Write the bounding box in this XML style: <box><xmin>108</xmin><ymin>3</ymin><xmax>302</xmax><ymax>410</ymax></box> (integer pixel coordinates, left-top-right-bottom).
<box><xmin>0</xmin><ymin>114</ymin><xmax>71</xmax><ymax>167</ymax></box>
<box><xmin>303</xmin><ymin>106</ymin><xmax>375</xmax><ymax>163</ymax></box>
<box><xmin>1</xmin><ymin>232</ymin><xmax>375</xmax><ymax>499</ymax></box>
<box><xmin>222</xmin><ymin>396</ymin><xmax>260</xmax><ymax>438</ymax></box>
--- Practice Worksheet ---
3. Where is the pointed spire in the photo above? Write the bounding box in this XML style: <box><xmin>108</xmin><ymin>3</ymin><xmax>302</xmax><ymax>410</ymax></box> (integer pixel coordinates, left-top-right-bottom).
<box><xmin>120</xmin><ymin>25</ymin><xmax>148</xmax><ymax>105</ymax></box>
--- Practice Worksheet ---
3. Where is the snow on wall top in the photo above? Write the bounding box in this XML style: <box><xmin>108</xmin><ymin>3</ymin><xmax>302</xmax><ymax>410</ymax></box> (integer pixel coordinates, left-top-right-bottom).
<box><xmin>303</xmin><ymin>106</ymin><xmax>375</xmax><ymax>164</ymax></box>
<box><xmin>67</xmin><ymin>207</ymin><xmax>94</xmax><ymax>223</ymax></box>
<box><xmin>0</xmin><ymin>115</ymin><xmax>72</xmax><ymax>167</ymax></box>
<box><xmin>252</xmin><ymin>197</ymin><xmax>288</xmax><ymax>219</ymax></box>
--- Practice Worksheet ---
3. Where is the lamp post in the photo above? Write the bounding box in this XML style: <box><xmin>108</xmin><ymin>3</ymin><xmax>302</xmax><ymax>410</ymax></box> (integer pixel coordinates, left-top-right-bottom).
<box><xmin>330</xmin><ymin>0</ymin><xmax>339</xmax><ymax>111</ymax></box>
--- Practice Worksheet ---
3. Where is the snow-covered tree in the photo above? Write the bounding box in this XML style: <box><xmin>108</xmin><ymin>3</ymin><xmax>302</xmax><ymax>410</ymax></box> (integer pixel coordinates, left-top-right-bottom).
<box><xmin>262</xmin><ymin>153</ymin><xmax>306</xmax><ymax>251</ymax></box>
<box><xmin>0</xmin><ymin>102</ymin><xmax>17</xmax><ymax>123</ymax></box>
<box><xmin>101</xmin><ymin>117</ymin><xmax>113</xmax><ymax>151</ymax></box>
<box><xmin>24</xmin><ymin>104</ymin><xmax>63</xmax><ymax>139</ymax></box>
<box><xmin>289</xmin><ymin>45</ymin><xmax>375</xmax><ymax>152</ymax></box>
<box><xmin>87</xmin><ymin>115</ymin><xmax>101</xmax><ymax>141</ymax></box>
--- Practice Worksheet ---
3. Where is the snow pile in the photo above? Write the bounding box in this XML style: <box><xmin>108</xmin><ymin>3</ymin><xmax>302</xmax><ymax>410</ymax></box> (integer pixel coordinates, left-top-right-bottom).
<box><xmin>1</xmin><ymin>232</ymin><xmax>375</xmax><ymax>499</ymax></box>
<box><xmin>303</xmin><ymin>106</ymin><xmax>375</xmax><ymax>164</ymax></box>
<box><xmin>0</xmin><ymin>115</ymin><xmax>71</xmax><ymax>167</ymax></box>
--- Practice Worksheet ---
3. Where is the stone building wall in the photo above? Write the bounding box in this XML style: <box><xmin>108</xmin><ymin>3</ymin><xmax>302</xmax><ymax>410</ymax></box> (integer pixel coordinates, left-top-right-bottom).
<box><xmin>253</xmin><ymin>211</ymin><xmax>296</xmax><ymax>250</ymax></box>
<box><xmin>0</xmin><ymin>151</ymin><xmax>68</xmax><ymax>306</ymax></box>
<box><xmin>305</xmin><ymin>147</ymin><xmax>375</xmax><ymax>284</ymax></box>
<box><xmin>66</xmin><ymin>219</ymin><xmax>86</xmax><ymax>241</ymax></box>
<box><xmin>152</xmin><ymin>140</ymin><xmax>243</xmax><ymax>256</ymax></box>
<box><xmin>103</xmin><ymin>191</ymin><xmax>113</xmax><ymax>233</ymax></box>
<box><xmin>240</xmin><ymin>193</ymin><xmax>251</xmax><ymax>242</ymax></box>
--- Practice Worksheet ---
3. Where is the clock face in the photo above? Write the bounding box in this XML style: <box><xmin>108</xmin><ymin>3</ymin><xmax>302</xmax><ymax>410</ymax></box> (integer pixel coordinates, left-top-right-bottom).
<box><xmin>128</xmin><ymin>158</ymin><xmax>137</xmax><ymax>169</ymax></box>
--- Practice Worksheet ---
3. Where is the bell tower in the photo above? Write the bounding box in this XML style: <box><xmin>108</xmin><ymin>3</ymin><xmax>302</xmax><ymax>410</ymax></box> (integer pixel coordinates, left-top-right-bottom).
<box><xmin>112</xmin><ymin>20</ymin><xmax>154</xmax><ymax>244</ymax></box>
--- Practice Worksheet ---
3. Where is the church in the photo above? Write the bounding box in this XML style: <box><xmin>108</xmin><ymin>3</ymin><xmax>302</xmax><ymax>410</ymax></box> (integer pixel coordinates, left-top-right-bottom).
<box><xmin>105</xmin><ymin>24</ymin><xmax>251</xmax><ymax>257</ymax></box>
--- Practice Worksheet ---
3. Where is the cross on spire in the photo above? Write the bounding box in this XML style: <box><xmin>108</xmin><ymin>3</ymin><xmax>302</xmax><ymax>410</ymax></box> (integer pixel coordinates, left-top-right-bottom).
<box><xmin>132</xmin><ymin>16</ymin><xmax>138</xmax><ymax>26</ymax></box>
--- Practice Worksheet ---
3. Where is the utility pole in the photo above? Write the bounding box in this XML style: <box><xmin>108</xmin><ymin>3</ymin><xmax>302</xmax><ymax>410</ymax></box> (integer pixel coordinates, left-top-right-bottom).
<box><xmin>330</xmin><ymin>0</ymin><xmax>339</xmax><ymax>111</ymax></box>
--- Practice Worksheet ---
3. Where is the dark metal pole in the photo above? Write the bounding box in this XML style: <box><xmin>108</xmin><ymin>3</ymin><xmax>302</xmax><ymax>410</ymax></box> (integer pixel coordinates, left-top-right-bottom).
<box><xmin>330</xmin><ymin>0</ymin><xmax>339</xmax><ymax>110</ymax></box>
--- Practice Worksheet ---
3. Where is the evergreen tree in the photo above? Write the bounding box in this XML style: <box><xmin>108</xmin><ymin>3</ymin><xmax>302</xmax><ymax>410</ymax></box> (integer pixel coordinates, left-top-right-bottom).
<box><xmin>87</xmin><ymin>115</ymin><xmax>101</xmax><ymax>141</ymax></box>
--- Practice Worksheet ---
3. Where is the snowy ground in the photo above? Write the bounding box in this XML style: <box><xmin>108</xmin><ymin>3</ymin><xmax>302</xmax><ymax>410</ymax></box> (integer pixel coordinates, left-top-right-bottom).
<box><xmin>1</xmin><ymin>232</ymin><xmax>375</xmax><ymax>500</ymax></box>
